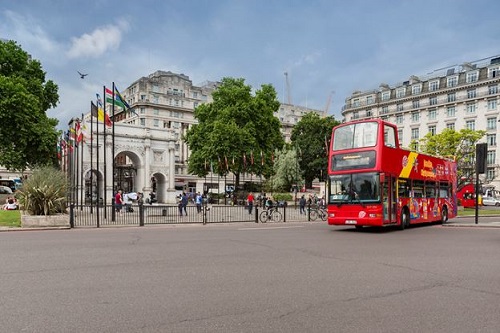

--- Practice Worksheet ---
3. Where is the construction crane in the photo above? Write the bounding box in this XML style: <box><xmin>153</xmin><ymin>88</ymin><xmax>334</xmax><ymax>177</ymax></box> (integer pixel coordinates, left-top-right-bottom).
<box><xmin>284</xmin><ymin>72</ymin><xmax>292</xmax><ymax>105</ymax></box>
<box><xmin>324</xmin><ymin>91</ymin><xmax>334</xmax><ymax>116</ymax></box>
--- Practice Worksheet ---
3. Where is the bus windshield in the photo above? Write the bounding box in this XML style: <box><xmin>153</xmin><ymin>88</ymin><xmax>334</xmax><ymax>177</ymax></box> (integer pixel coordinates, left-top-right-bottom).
<box><xmin>332</xmin><ymin>122</ymin><xmax>378</xmax><ymax>150</ymax></box>
<box><xmin>328</xmin><ymin>172</ymin><xmax>380</xmax><ymax>204</ymax></box>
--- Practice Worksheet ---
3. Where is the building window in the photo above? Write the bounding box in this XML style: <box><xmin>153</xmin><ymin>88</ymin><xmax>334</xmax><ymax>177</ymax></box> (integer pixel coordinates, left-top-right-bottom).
<box><xmin>466</xmin><ymin>120</ymin><xmax>475</xmax><ymax>130</ymax></box>
<box><xmin>366</xmin><ymin>96</ymin><xmax>374</xmax><ymax>104</ymax></box>
<box><xmin>428</xmin><ymin>125</ymin><xmax>436</xmax><ymax>135</ymax></box>
<box><xmin>446</xmin><ymin>106</ymin><xmax>456</xmax><ymax>117</ymax></box>
<box><xmin>381</xmin><ymin>106</ymin><xmax>389</xmax><ymax>114</ymax></box>
<box><xmin>447</xmin><ymin>76</ymin><xmax>458</xmax><ymax>87</ymax></box>
<box><xmin>381</xmin><ymin>91</ymin><xmax>390</xmax><ymax>101</ymax></box>
<box><xmin>140</xmin><ymin>107</ymin><xmax>145</xmax><ymax>114</ymax></box>
<box><xmin>428</xmin><ymin>108</ymin><xmax>437</xmax><ymax>120</ymax></box>
<box><xmin>489</xmin><ymin>84</ymin><xmax>498</xmax><ymax>95</ymax></box>
<box><xmin>193</xmin><ymin>91</ymin><xmax>198</xmax><ymax>98</ymax></box>
<box><xmin>412</xmin><ymin>100</ymin><xmax>420</xmax><ymax>109</ymax></box>
<box><xmin>396</xmin><ymin>114</ymin><xmax>404</xmax><ymax>124</ymax></box>
<box><xmin>429</xmin><ymin>96</ymin><xmax>438</xmax><ymax>105</ymax></box>
<box><xmin>153</xmin><ymin>119</ymin><xmax>159</xmax><ymax>127</ymax></box>
<box><xmin>353</xmin><ymin>111</ymin><xmax>359</xmax><ymax>119</ymax></box>
<box><xmin>488</xmin><ymin>99</ymin><xmax>497</xmax><ymax>110</ymax></box>
<box><xmin>487</xmin><ymin>150</ymin><xmax>496</xmax><ymax>165</ymax></box>
<box><xmin>466</xmin><ymin>71</ymin><xmax>478</xmax><ymax>83</ymax></box>
<box><xmin>411</xmin><ymin>111</ymin><xmax>420</xmax><ymax>122</ymax></box>
<box><xmin>487</xmin><ymin>168</ymin><xmax>495</xmax><ymax>181</ymax></box>
<box><xmin>447</xmin><ymin>92</ymin><xmax>456</xmax><ymax>103</ymax></box>
<box><xmin>397</xmin><ymin>103</ymin><xmax>404</xmax><ymax>111</ymax></box>
<box><xmin>396</xmin><ymin>88</ymin><xmax>405</xmax><ymax>98</ymax></box>
<box><xmin>398</xmin><ymin>129</ymin><xmax>403</xmax><ymax>144</ymax></box>
<box><xmin>366</xmin><ymin>109</ymin><xmax>372</xmax><ymax>117</ymax></box>
<box><xmin>467</xmin><ymin>89</ymin><xmax>476</xmax><ymax>99</ymax></box>
<box><xmin>489</xmin><ymin>67</ymin><xmax>499</xmax><ymax>78</ymax></box>
<box><xmin>429</xmin><ymin>80</ymin><xmax>439</xmax><ymax>91</ymax></box>
<box><xmin>153</xmin><ymin>109</ymin><xmax>159</xmax><ymax>115</ymax></box>
<box><xmin>140</xmin><ymin>118</ymin><xmax>145</xmax><ymax>126</ymax></box>
<box><xmin>194</xmin><ymin>102</ymin><xmax>199</xmax><ymax>108</ymax></box>
<box><xmin>487</xmin><ymin>117</ymin><xmax>497</xmax><ymax>130</ymax></box>
<box><xmin>446</xmin><ymin>123</ymin><xmax>455</xmax><ymax>130</ymax></box>
<box><xmin>466</xmin><ymin>103</ymin><xmax>476</xmax><ymax>114</ymax></box>
<box><xmin>411</xmin><ymin>128</ymin><xmax>420</xmax><ymax>140</ymax></box>
<box><xmin>412</xmin><ymin>84</ymin><xmax>421</xmax><ymax>94</ymax></box>
<box><xmin>487</xmin><ymin>134</ymin><xmax>496</xmax><ymax>146</ymax></box>
<box><xmin>140</xmin><ymin>94</ymin><xmax>146</xmax><ymax>101</ymax></box>
<box><xmin>353</xmin><ymin>98</ymin><xmax>360</xmax><ymax>107</ymax></box>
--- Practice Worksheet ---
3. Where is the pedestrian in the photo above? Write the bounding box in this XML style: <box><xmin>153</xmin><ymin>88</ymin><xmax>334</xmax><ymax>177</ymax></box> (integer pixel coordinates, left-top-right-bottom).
<box><xmin>247</xmin><ymin>192</ymin><xmax>254</xmax><ymax>214</ymax></box>
<box><xmin>195</xmin><ymin>192</ymin><xmax>202</xmax><ymax>213</ymax></box>
<box><xmin>299</xmin><ymin>195</ymin><xmax>306</xmax><ymax>214</ymax></box>
<box><xmin>115</xmin><ymin>189</ymin><xmax>123</xmax><ymax>213</ymax></box>
<box><xmin>178</xmin><ymin>192</ymin><xmax>188</xmax><ymax>216</ymax></box>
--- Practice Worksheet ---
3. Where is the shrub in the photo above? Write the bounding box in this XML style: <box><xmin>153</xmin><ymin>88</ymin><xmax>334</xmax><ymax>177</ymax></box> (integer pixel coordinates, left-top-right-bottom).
<box><xmin>272</xmin><ymin>193</ymin><xmax>293</xmax><ymax>202</ymax></box>
<box><xmin>16</xmin><ymin>166</ymin><xmax>68</xmax><ymax>215</ymax></box>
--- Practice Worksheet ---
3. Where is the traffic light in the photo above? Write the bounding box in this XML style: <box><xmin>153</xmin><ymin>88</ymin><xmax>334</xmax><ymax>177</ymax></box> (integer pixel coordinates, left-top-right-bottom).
<box><xmin>476</xmin><ymin>143</ymin><xmax>487</xmax><ymax>174</ymax></box>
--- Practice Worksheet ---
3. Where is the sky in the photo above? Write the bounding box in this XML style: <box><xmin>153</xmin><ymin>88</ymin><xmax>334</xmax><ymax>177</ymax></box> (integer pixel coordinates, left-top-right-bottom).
<box><xmin>1</xmin><ymin>0</ymin><xmax>500</xmax><ymax>129</ymax></box>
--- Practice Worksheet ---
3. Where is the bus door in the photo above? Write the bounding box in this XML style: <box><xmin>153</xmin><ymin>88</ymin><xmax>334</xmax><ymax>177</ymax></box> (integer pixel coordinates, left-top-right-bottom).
<box><xmin>381</xmin><ymin>174</ymin><xmax>397</xmax><ymax>224</ymax></box>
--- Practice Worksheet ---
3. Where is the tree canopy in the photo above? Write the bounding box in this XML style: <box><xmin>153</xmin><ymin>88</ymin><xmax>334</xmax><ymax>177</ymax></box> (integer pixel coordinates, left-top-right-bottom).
<box><xmin>269</xmin><ymin>147</ymin><xmax>301</xmax><ymax>192</ymax></box>
<box><xmin>419</xmin><ymin>128</ymin><xmax>485</xmax><ymax>181</ymax></box>
<box><xmin>290</xmin><ymin>113</ymin><xmax>339</xmax><ymax>188</ymax></box>
<box><xmin>0</xmin><ymin>40</ymin><xmax>60</xmax><ymax>171</ymax></box>
<box><xmin>184</xmin><ymin>77</ymin><xmax>284</xmax><ymax>187</ymax></box>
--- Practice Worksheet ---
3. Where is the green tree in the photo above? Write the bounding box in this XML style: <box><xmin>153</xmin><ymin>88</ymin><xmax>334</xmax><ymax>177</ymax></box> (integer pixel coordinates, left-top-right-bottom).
<box><xmin>0</xmin><ymin>40</ymin><xmax>60</xmax><ymax>171</ymax></box>
<box><xmin>269</xmin><ymin>147</ymin><xmax>301</xmax><ymax>192</ymax></box>
<box><xmin>184</xmin><ymin>77</ymin><xmax>284</xmax><ymax>188</ymax></box>
<box><xmin>419</xmin><ymin>128</ymin><xmax>485</xmax><ymax>181</ymax></box>
<box><xmin>290</xmin><ymin>113</ymin><xmax>339</xmax><ymax>188</ymax></box>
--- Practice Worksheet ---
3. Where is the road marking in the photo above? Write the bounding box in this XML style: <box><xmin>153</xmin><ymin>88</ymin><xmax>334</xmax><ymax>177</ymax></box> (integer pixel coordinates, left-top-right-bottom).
<box><xmin>238</xmin><ymin>225</ymin><xmax>305</xmax><ymax>231</ymax></box>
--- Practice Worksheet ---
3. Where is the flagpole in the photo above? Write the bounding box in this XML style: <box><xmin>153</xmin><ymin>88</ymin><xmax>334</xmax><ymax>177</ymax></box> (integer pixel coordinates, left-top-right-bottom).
<box><xmin>112</xmin><ymin>83</ymin><xmax>116</xmax><ymax>222</ymax></box>
<box><xmin>90</xmin><ymin>102</ymin><xmax>94</xmax><ymax>214</ymax></box>
<box><xmin>96</xmin><ymin>97</ymin><xmax>100</xmax><ymax>228</ymax></box>
<box><xmin>80</xmin><ymin>113</ymin><xmax>84</xmax><ymax>211</ymax></box>
<box><xmin>103</xmin><ymin>86</ymin><xmax>108</xmax><ymax>220</ymax></box>
<box><xmin>75</xmin><ymin>120</ymin><xmax>79</xmax><ymax>207</ymax></box>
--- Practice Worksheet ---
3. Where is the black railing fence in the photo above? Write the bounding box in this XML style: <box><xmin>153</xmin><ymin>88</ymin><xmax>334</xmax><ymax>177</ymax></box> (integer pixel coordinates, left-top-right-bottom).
<box><xmin>70</xmin><ymin>203</ymin><xmax>314</xmax><ymax>228</ymax></box>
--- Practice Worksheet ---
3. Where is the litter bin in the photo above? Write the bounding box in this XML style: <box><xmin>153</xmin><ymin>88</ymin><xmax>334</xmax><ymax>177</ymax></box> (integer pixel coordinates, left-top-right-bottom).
<box><xmin>162</xmin><ymin>208</ymin><xmax>167</xmax><ymax>216</ymax></box>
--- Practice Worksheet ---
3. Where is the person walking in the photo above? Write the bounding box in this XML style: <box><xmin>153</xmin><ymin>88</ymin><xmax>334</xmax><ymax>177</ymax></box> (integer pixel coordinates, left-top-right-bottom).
<box><xmin>195</xmin><ymin>192</ymin><xmax>202</xmax><ymax>213</ymax></box>
<box><xmin>115</xmin><ymin>189</ymin><xmax>123</xmax><ymax>213</ymax></box>
<box><xmin>247</xmin><ymin>192</ymin><xmax>254</xmax><ymax>215</ymax></box>
<box><xmin>299</xmin><ymin>195</ymin><xmax>306</xmax><ymax>214</ymax></box>
<box><xmin>180</xmin><ymin>192</ymin><xmax>188</xmax><ymax>216</ymax></box>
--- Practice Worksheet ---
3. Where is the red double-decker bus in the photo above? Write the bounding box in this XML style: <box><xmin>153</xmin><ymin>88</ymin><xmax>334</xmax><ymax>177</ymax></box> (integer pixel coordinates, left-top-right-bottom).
<box><xmin>327</xmin><ymin>119</ymin><xmax>457</xmax><ymax>230</ymax></box>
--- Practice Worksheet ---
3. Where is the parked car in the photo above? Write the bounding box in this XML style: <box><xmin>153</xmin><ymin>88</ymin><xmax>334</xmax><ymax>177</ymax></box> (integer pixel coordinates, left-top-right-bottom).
<box><xmin>482</xmin><ymin>196</ymin><xmax>500</xmax><ymax>206</ymax></box>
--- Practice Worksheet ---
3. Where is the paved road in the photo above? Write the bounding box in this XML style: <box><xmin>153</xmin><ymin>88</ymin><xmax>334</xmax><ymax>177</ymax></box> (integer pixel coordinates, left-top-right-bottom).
<box><xmin>1</xmin><ymin>222</ymin><xmax>499</xmax><ymax>332</ymax></box>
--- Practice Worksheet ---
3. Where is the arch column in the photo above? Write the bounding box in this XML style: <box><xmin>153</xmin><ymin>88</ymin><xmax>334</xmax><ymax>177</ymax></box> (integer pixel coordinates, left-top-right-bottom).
<box><xmin>143</xmin><ymin>138</ymin><xmax>152</xmax><ymax>193</ymax></box>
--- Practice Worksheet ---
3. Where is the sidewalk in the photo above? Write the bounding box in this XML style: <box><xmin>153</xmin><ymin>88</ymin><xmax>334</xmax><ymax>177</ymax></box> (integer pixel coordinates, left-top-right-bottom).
<box><xmin>444</xmin><ymin>216</ymin><xmax>500</xmax><ymax>228</ymax></box>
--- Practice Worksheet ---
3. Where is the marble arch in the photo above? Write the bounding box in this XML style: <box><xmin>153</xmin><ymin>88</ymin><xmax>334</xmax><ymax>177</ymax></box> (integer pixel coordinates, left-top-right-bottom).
<box><xmin>71</xmin><ymin>121</ymin><xmax>178</xmax><ymax>204</ymax></box>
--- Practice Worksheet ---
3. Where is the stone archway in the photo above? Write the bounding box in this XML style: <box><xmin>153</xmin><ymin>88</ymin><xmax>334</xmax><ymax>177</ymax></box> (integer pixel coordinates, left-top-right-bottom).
<box><xmin>84</xmin><ymin>168</ymin><xmax>103</xmax><ymax>205</ymax></box>
<box><xmin>151</xmin><ymin>172</ymin><xmax>168</xmax><ymax>203</ymax></box>
<box><xmin>114</xmin><ymin>150</ymin><xmax>142</xmax><ymax>194</ymax></box>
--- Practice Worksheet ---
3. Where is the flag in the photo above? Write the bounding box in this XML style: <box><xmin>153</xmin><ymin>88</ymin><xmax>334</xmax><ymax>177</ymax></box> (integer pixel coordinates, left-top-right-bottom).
<box><xmin>80</xmin><ymin>117</ymin><xmax>89</xmax><ymax>142</ymax></box>
<box><xmin>56</xmin><ymin>140</ymin><xmax>61</xmax><ymax>160</ymax></box>
<box><xmin>105</xmin><ymin>87</ymin><xmax>128</xmax><ymax>109</ymax></box>
<box><xmin>75</xmin><ymin>120</ymin><xmax>82</xmax><ymax>143</ymax></box>
<box><xmin>96</xmin><ymin>93</ymin><xmax>113</xmax><ymax>127</ymax></box>
<box><xmin>114</xmin><ymin>85</ymin><xmax>131</xmax><ymax>109</ymax></box>
<box><xmin>260</xmin><ymin>150</ymin><xmax>264</xmax><ymax>166</ymax></box>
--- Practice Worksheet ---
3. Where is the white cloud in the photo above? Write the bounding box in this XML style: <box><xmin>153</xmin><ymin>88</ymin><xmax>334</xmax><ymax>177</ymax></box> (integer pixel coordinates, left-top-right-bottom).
<box><xmin>67</xmin><ymin>20</ymin><xmax>129</xmax><ymax>59</ymax></box>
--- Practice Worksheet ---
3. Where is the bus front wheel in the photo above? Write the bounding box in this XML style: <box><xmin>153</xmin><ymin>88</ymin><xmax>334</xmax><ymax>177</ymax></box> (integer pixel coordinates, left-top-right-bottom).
<box><xmin>441</xmin><ymin>207</ymin><xmax>448</xmax><ymax>224</ymax></box>
<box><xmin>399</xmin><ymin>208</ymin><xmax>410</xmax><ymax>230</ymax></box>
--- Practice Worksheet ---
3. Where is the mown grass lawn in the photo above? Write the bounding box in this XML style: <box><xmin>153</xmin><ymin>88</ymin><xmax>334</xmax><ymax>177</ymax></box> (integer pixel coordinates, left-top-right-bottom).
<box><xmin>0</xmin><ymin>210</ymin><xmax>21</xmax><ymax>227</ymax></box>
<box><xmin>457</xmin><ymin>208</ymin><xmax>500</xmax><ymax>217</ymax></box>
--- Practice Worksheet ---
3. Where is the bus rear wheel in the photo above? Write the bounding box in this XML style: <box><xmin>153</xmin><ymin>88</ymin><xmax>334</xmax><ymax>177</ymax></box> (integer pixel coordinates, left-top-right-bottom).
<box><xmin>441</xmin><ymin>207</ymin><xmax>448</xmax><ymax>224</ymax></box>
<box><xmin>399</xmin><ymin>208</ymin><xmax>410</xmax><ymax>230</ymax></box>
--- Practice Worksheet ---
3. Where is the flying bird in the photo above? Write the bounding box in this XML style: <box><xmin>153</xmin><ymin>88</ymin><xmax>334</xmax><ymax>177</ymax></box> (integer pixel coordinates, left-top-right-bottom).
<box><xmin>77</xmin><ymin>71</ymin><xmax>88</xmax><ymax>79</ymax></box>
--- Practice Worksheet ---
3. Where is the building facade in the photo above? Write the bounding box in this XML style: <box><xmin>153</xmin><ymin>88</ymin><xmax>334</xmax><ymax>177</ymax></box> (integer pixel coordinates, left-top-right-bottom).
<box><xmin>341</xmin><ymin>55</ymin><xmax>500</xmax><ymax>188</ymax></box>
<box><xmin>114</xmin><ymin>70</ymin><xmax>323</xmax><ymax>193</ymax></box>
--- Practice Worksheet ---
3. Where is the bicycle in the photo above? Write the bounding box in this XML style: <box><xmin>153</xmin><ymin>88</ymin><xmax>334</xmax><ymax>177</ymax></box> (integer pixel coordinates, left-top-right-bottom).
<box><xmin>259</xmin><ymin>206</ymin><xmax>283</xmax><ymax>223</ymax></box>
<box><xmin>309</xmin><ymin>206</ymin><xmax>327</xmax><ymax>221</ymax></box>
